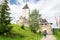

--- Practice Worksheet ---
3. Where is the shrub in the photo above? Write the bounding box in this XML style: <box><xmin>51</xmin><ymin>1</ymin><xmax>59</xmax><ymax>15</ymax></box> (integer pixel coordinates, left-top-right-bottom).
<box><xmin>53</xmin><ymin>28</ymin><xmax>60</xmax><ymax>36</ymax></box>
<box><xmin>21</xmin><ymin>24</ymin><xmax>24</xmax><ymax>29</ymax></box>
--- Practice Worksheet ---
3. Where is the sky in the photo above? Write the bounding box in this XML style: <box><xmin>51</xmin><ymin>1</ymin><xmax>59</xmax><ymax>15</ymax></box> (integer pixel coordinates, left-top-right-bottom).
<box><xmin>0</xmin><ymin>0</ymin><xmax>60</xmax><ymax>28</ymax></box>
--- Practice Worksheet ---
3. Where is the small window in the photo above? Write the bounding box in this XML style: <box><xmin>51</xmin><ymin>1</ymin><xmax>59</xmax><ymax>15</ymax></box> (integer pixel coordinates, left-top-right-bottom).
<box><xmin>45</xmin><ymin>24</ymin><xmax>47</xmax><ymax>25</ymax></box>
<box><xmin>41</xmin><ymin>24</ymin><xmax>43</xmax><ymax>25</ymax></box>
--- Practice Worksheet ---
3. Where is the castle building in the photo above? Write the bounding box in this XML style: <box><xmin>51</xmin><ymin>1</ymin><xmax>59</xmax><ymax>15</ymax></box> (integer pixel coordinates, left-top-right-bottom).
<box><xmin>39</xmin><ymin>19</ymin><xmax>52</xmax><ymax>34</ymax></box>
<box><xmin>16</xmin><ymin>4</ymin><xmax>29</xmax><ymax>26</ymax></box>
<box><xmin>17</xmin><ymin>4</ymin><xmax>53</xmax><ymax>34</ymax></box>
<box><xmin>22</xmin><ymin>4</ymin><xmax>30</xmax><ymax>19</ymax></box>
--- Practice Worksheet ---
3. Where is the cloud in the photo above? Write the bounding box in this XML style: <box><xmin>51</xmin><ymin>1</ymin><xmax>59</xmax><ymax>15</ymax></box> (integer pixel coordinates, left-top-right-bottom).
<box><xmin>8</xmin><ymin>0</ymin><xmax>60</xmax><ymax>28</ymax></box>
<box><xmin>9</xmin><ymin>0</ymin><xmax>17</xmax><ymax>4</ymax></box>
<box><xmin>0</xmin><ymin>0</ymin><xmax>4</xmax><ymax>4</ymax></box>
<box><xmin>8</xmin><ymin>4</ymin><xmax>22</xmax><ymax>23</ymax></box>
<box><xmin>9</xmin><ymin>0</ymin><xmax>21</xmax><ymax>5</ymax></box>
<box><xmin>23</xmin><ymin>0</ymin><xmax>29</xmax><ymax>3</ymax></box>
<box><xmin>23</xmin><ymin>0</ymin><xmax>40</xmax><ymax>3</ymax></box>
<box><xmin>8</xmin><ymin>0</ymin><xmax>40</xmax><ymax>23</ymax></box>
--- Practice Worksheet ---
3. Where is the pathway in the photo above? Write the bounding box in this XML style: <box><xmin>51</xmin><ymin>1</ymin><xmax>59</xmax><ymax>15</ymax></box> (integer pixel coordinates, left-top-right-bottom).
<box><xmin>40</xmin><ymin>35</ymin><xmax>56</xmax><ymax>40</ymax></box>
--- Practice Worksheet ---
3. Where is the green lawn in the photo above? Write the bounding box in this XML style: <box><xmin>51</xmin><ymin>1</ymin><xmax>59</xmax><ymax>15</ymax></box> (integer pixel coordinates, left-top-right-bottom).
<box><xmin>0</xmin><ymin>36</ymin><xmax>22</xmax><ymax>40</ymax></box>
<box><xmin>0</xmin><ymin>24</ymin><xmax>42</xmax><ymax>40</ymax></box>
<box><xmin>0</xmin><ymin>34</ymin><xmax>41</xmax><ymax>40</ymax></box>
<box><xmin>53</xmin><ymin>29</ymin><xmax>60</xmax><ymax>40</ymax></box>
<box><xmin>55</xmin><ymin>35</ymin><xmax>60</xmax><ymax>40</ymax></box>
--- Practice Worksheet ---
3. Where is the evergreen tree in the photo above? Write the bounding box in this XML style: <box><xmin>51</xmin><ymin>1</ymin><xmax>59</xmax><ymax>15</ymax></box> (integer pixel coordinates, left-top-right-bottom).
<box><xmin>0</xmin><ymin>0</ymin><xmax>12</xmax><ymax>34</ymax></box>
<box><xmin>29</xmin><ymin>9</ymin><xmax>41</xmax><ymax>33</ymax></box>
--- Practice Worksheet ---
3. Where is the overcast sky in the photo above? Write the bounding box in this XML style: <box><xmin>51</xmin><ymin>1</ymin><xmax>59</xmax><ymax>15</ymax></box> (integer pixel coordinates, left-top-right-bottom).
<box><xmin>0</xmin><ymin>0</ymin><xmax>60</xmax><ymax>28</ymax></box>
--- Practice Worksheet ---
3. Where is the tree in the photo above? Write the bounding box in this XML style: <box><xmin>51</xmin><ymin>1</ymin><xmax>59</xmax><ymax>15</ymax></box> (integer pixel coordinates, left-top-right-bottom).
<box><xmin>0</xmin><ymin>0</ymin><xmax>12</xmax><ymax>35</ymax></box>
<box><xmin>29</xmin><ymin>9</ymin><xmax>41</xmax><ymax>33</ymax></box>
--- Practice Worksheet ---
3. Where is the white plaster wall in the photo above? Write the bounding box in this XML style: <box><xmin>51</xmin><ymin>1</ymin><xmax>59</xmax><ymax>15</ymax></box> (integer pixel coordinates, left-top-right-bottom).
<box><xmin>22</xmin><ymin>9</ymin><xmax>29</xmax><ymax>19</ymax></box>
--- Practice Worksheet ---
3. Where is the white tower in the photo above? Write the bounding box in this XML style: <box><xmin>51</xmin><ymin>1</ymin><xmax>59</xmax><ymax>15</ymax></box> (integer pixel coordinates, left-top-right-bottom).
<box><xmin>22</xmin><ymin>4</ymin><xmax>30</xmax><ymax>19</ymax></box>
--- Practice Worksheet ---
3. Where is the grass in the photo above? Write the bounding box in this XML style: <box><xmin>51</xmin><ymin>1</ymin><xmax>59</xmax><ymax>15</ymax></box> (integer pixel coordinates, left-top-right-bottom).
<box><xmin>0</xmin><ymin>36</ymin><xmax>22</xmax><ymax>40</ymax></box>
<box><xmin>0</xmin><ymin>24</ymin><xmax>42</xmax><ymax>40</ymax></box>
<box><xmin>53</xmin><ymin>29</ymin><xmax>60</xmax><ymax>40</ymax></box>
<box><xmin>55</xmin><ymin>35</ymin><xmax>60</xmax><ymax>40</ymax></box>
<box><xmin>0</xmin><ymin>34</ymin><xmax>41</xmax><ymax>40</ymax></box>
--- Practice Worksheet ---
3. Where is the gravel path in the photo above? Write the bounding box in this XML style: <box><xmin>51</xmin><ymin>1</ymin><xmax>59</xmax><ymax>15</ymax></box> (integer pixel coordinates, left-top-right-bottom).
<box><xmin>40</xmin><ymin>35</ymin><xmax>56</xmax><ymax>40</ymax></box>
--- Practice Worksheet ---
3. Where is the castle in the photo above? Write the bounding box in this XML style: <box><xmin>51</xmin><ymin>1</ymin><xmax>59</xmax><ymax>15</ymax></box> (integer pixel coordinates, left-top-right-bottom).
<box><xmin>16</xmin><ymin>4</ymin><xmax>52</xmax><ymax>34</ymax></box>
<box><xmin>16</xmin><ymin>4</ymin><xmax>29</xmax><ymax>26</ymax></box>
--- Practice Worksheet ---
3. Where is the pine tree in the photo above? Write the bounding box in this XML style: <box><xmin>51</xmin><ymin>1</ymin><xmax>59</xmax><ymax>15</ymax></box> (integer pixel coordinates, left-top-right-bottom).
<box><xmin>29</xmin><ymin>9</ymin><xmax>41</xmax><ymax>33</ymax></box>
<box><xmin>0</xmin><ymin>0</ymin><xmax>12</xmax><ymax>34</ymax></box>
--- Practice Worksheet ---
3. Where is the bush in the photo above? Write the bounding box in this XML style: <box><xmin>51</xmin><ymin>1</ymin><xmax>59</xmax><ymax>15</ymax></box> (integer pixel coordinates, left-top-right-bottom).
<box><xmin>21</xmin><ymin>24</ymin><xmax>24</xmax><ymax>29</ymax></box>
<box><xmin>53</xmin><ymin>28</ymin><xmax>60</xmax><ymax>36</ymax></box>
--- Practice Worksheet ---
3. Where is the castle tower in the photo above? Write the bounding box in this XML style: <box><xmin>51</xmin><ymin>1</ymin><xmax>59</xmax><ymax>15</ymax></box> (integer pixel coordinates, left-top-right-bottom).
<box><xmin>16</xmin><ymin>4</ymin><xmax>29</xmax><ymax>26</ymax></box>
<box><xmin>22</xmin><ymin>4</ymin><xmax>30</xmax><ymax>19</ymax></box>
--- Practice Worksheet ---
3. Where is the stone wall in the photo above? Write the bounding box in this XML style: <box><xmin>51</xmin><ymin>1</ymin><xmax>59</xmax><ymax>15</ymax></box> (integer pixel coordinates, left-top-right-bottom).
<box><xmin>40</xmin><ymin>24</ymin><xmax>52</xmax><ymax>35</ymax></box>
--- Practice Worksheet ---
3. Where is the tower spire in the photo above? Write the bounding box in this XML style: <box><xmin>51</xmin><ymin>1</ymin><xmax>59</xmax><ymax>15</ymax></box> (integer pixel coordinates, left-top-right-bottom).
<box><xmin>22</xmin><ymin>4</ymin><xmax>29</xmax><ymax>9</ymax></box>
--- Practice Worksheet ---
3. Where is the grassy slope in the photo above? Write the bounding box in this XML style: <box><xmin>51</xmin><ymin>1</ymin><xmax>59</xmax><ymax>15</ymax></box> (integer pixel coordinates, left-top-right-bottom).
<box><xmin>0</xmin><ymin>24</ymin><xmax>41</xmax><ymax>40</ymax></box>
<box><xmin>54</xmin><ymin>29</ymin><xmax>60</xmax><ymax>40</ymax></box>
<box><xmin>55</xmin><ymin>35</ymin><xmax>60</xmax><ymax>40</ymax></box>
